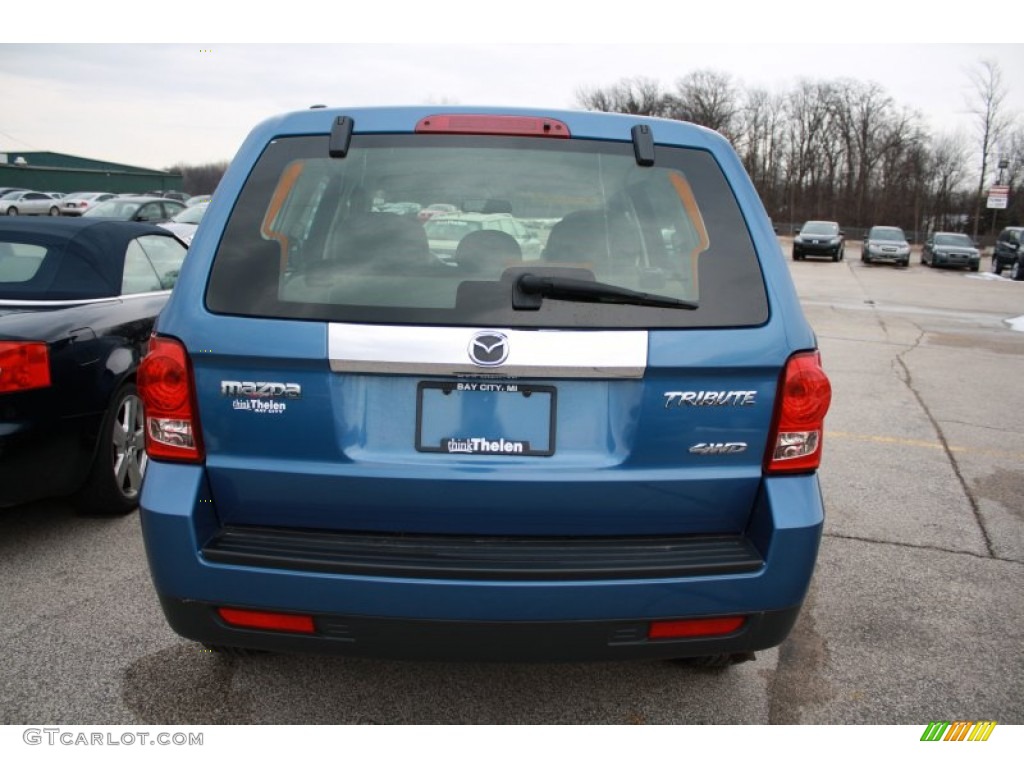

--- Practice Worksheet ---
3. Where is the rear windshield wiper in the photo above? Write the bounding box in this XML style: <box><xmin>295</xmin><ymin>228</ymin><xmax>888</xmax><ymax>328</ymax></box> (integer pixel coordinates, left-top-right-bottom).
<box><xmin>513</xmin><ymin>273</ymin><xmax>699</xmax><ymax>311</ymax></box>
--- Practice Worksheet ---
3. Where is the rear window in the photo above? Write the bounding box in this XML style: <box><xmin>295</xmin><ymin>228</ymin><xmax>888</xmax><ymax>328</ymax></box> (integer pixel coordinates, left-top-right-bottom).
<box><xmin>206</xmin><ymin>135</ymin><xmax>768</xmax><ymax>328</ymax></box>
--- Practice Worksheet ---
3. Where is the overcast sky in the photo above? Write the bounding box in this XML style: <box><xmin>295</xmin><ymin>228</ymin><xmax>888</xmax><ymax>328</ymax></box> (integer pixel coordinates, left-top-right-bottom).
<box><xmin>2</xmin><ymin>5</ymin><xmax>1022</xmax><ymax>171</ymax></box>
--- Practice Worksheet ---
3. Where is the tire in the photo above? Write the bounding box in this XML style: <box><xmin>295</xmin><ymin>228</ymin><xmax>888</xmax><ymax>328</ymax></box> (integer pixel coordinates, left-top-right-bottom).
<box><xmin>861</xmin><ymin>252</ymin><xmax>869</xmax><ymax>263</ymax></box>
<box><xmin>1012</xmin><ymin>259</ymin><xmax>1024</xmax><ymax>281</ymax></box>
<box><xmin>992</xmin><ymin>258</ymin><xmax>1002</xmax><ymax>275</ymax></box>
<box><xmin>900</xmin><ymin>259</ymin><xmax>909</xmax><ymax>268</ymax></box>
<box><xmin>832</xmin><ymin>252</ymin><xmax>840</xmax><ymax>262</ymax></box>
<box><xmin>48</xmin><ymin>206</ymin><xmax>60</xmax><ymax>216</ymax></box>
<box><xmin>76</xmin><ymin>382</ymin><xmax>147</xmax><ymax>516</ymax></box>
<box><xmin>6</xmin><ymin>206</ymin><xmax>18</xmax><ymax>216</ymax></box>
<box><xmin>970</xmin><ymin>263</ymin><xmax>979</xmax><ymax>272</ymax></box>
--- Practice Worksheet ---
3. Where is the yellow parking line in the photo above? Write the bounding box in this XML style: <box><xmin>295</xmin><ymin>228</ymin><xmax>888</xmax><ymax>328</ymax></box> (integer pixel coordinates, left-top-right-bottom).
<box><xmin>827</xmin><ymin>431</ymin><xmax>1024</xmax><ymax>460</ymax></box>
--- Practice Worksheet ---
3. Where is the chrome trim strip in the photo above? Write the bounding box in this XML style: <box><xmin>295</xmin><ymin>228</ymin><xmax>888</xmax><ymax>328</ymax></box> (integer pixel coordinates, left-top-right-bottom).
<box><xmin>328</xmin><ymin>324</ymin><xmax>648</xmax><ymax>378</ymax></box>
<box><xmin>0</xmin><ymin>290</ymin><xmax>170</xmax><ymax>307</ymax></box>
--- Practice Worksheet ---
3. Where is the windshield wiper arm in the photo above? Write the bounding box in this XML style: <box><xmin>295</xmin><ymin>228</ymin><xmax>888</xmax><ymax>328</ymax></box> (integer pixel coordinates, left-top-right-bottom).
<box><xmin>513</xmin><ymin>273</ymin><xmax>699</xmax><ymax>311</ymax></box>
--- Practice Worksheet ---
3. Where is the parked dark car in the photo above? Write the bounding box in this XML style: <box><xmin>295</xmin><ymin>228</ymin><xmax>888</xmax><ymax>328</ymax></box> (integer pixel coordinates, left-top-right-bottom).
<box><xmin>792</xmin><ymin>220</ymin><xmax>844</xmax><ymax>261</ymax></box>
<box><xmin>921</xmin><ymin>232</ymin><xmax>980</xmax><ymax>271</ymax></box>
<box><xmin>0</xmin><ymin>218</ymin><xmax>188</xmax><ymax>513</ymax></box>
<box><xmin>992</xmin><ymin>226</ymin><xmax>1024</xmax><ymax>279</ymax></box>
<box><xmin>82</xmin><ymin>196</ymin><xmax>186</xmax><ymax>224</ymax></box>
<box><xmin>861</xmin><ymin>225</ymin><xmax>910</xmax><ymax>267</ymax></box>
<box><xmin>138</xmin><ymin>106</ymin><xmax>832</xmax><ymax>665</ymax></box>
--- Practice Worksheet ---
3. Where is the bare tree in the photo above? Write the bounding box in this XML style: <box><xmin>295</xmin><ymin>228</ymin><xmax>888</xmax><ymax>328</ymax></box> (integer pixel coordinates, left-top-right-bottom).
<box><xmin>575</xmin><ymin>77</ymin><xmax>670</xmax><ymax>117</ymax></box>
<box><xmin>965</xmin><ymin>59</ymin><xmax>1012</xmax><ymax>237</ymax></box>
<box><xmin>924</xmin><ymin>132</ymin><xmax>971</xmax><ymax>232</ymax></box>
<box><xmin>669</xmin><ymin>70</ymin><xmax>740</xmax><ymax>141</ymax></box>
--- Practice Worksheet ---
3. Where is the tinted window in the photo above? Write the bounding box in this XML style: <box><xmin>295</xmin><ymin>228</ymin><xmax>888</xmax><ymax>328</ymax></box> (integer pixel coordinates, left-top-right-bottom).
<box><xmin>801</xmin><ymin>221</ymin><xmax>838</xmax><ymax>236</ymax></box>
<box><xmin>122</xmin><ymin>241</ymin><xmax>163</xmax><ymax>294</ymax></box>
<box><xmin>206</xmin><ymin>135</ymin><xmax>768</xmax><ymax>329</ymax></box>
<box><xmin>137</xmin><ymin>234</ymin><xmax>187</xmax><ymax>289</ymax></box>
<box><xmin>869</xmin><ymin>227</ymin><xmax>906</xmax><ymax>241</ymax></box>
<box><xmin>0</xmin><ymin>242</ymin><xmax>47</xmax><ymax>284</ymax></box>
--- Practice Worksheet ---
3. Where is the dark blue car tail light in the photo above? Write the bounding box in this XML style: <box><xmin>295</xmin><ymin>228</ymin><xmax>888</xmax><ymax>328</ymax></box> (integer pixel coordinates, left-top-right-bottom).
<box><xmin>138</xmin><ymin>336</ymin><xmax>204</xmax><ymax>462</ymax></box>
<box><xmin>765</xmin><ymin>351</ymin><xmax>832</xmax><ymax>474</ymax></box>
<box><xmin>415</xmin><ymin>114</ymin><xmax>570</xmax><ymax>138</ymax></box>
<box><xmin>0</xmin><ymin>341</ymin><xmax>50</xmax><ymax>393</ymax></box>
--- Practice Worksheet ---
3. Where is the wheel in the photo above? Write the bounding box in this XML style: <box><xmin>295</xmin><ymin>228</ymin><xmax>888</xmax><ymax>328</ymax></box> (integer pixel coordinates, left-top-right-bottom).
<box><xmin>970</xmin><ymin>263</ymin><xmax>979</xmax><ymax>272</ymax></box>
<box><xmin>832</xmin><ymin>251</ymin><xmax>840</xmax><ymax>262</ymax></box>
<box><xmin>48</xmin><ymin>206</ymin><xmax>60</xmax><ymax>216</ymax></box>
<box><xmin>6</xmin><ymin>206</ymin><xmax>18</xmax><ymax>216</ymax></box>
<box><xmin>900</xmin><ymin>259</ymin><xmax>909</xmax><ymax>268</ymax></box>
<box><xmin>1012</xmin><ymin>259</ymin><xmax>1024</xmax><ymax>281</ymax></box>
<box><xmin>76</xmin><ymin>382</ymin><xmax>147</xmax><ymax>515</ymax></box>
<box><xmin>992</xmin><ymin>258</ymin><xmax>1002</xmax><ymax>275</ymax></box>
<box><xmin>861</xmin><ymin>252</ymin><xmax>869</xmax><ymax>263</ymax></box>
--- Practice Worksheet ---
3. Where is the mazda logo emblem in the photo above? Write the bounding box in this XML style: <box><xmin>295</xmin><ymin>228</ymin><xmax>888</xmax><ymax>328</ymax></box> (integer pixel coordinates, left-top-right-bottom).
<box><xmin>468</xmin><ymin>332</ymin><xmax>509</xmax><ymax>367</ymax></box>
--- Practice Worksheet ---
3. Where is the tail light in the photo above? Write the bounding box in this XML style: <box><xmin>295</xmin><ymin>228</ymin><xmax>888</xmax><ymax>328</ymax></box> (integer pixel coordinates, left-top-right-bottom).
<box><xmin>138</xmin><ymin>335</ymin><xmax>203</xmax><ymax>462</ymax></box>
<box><xmin>766</xmin><ymin>351</ymin><xmax>832</xmax><ymax>474</ymax></box>
<box><xmin>0</xmin><ymin>341</ymin><xmax>51</xmax><ymax>393</ymax></box>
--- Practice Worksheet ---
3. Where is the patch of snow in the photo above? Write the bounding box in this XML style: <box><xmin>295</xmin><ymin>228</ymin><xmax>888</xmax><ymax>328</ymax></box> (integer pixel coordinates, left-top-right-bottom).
<box><xmin>967</xmin><ymin>272</ymin><xmax>1011</xmax><ymax>281</ymax></box>
<box><xmin>1004</xmin><ymin>316</ymin><xmax>1024</xmax><ymax>332</ymax></box>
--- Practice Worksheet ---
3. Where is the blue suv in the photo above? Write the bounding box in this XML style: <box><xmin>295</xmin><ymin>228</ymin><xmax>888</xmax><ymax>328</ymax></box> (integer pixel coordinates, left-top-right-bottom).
<box><xmin>138</xmin><ymin>107</ymin><xmax>831</xmax><ymax>664</ymax></box>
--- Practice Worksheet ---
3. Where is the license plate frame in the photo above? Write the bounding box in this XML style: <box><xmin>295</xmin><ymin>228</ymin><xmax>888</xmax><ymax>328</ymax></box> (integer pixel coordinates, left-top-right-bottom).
<box><xmin>415</xmin><ymin>381</ymin><xmax>557</xmax><ymax>457</ymax></box>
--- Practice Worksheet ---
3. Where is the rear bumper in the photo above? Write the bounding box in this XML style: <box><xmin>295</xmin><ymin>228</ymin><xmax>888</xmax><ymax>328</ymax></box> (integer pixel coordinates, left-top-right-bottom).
<box><xmin>159</xmin><ymin>595</ymin><xmax>802</xmax><ymax>662</ymax></box>
<box><xmin>139</xmin><ymin>463</ymin><xmax>824</xmax><ymax>661</ymax></box>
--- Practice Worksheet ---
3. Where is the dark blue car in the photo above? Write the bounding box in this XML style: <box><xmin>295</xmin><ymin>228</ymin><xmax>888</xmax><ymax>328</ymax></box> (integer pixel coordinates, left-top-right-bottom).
<box><xmin>0</xmin><ymin>217</ymin><xmax>187</xmax><ymax>513</ymax></box>
<box><xmin>138</xmin><ymin>107</ymin><xmax>831</xmax><ymax>664</ymax></box>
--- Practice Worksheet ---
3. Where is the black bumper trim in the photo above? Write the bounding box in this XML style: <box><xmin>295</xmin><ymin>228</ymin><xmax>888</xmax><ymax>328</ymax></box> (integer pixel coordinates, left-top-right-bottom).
<box><xmin>160</xmin><ymin>596</ymin><xmax>802</xmax><ymax>662</ymax></box>
<box><xmin>201</xmin><ymin>526</ymin><xmax>764</xmax><ymax>581</ymax></box>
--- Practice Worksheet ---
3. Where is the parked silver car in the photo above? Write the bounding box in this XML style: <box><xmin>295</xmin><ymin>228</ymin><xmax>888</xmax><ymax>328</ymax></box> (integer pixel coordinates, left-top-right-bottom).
<box><xmin>1</xmin><ymin>191</ymin><xmax>61</xmax><ymax>217</ymax></box>
<box><xmin>60</xmin><ymin>192</ymin><xmax>117</xmax><ymax>216</ymax></box>
<box><xmin>861</xmin><ymin>225</ymin><xmax>911</xmax><ymax>267</ymax></box>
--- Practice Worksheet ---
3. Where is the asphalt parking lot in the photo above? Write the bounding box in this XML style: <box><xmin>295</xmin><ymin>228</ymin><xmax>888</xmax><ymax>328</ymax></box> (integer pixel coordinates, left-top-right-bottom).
<box><xmin>1</xmin><ymin>243</ymin><xmax>1022</xmax><ymax>725</ymax></box>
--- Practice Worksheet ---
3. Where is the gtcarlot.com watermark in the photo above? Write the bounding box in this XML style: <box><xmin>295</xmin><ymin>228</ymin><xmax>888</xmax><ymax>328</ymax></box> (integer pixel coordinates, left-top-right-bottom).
<box><xmin>23</xmin><ymin>728</ymin><xmax>203</xmax><ymax>747</ymax></box>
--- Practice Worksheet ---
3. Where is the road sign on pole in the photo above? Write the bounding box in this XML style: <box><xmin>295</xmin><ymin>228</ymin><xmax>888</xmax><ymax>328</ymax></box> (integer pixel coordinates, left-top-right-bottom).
<box><xmin>987</xmin><ymin>185</ymin><xmax>1009</xmax><ymax>209</ymax></box>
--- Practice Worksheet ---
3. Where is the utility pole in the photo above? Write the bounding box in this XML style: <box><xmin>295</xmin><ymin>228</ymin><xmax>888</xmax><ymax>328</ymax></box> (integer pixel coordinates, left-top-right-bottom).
<box><xmin>990</xmin><ymin>156</ymin><xmax>1009</xmax><ymax>236</ymax></box>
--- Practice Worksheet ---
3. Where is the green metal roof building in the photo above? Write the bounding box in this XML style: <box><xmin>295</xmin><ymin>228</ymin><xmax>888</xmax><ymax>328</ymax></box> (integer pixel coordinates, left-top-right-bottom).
<box><xmin>0</xmin><ymin>151</ymin><xmax>182</xmax><ymax>194</ymax></box>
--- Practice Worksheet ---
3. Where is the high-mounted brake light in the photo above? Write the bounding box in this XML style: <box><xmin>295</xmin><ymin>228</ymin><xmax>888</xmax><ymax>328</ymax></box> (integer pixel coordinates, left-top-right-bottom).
<box><xmin>138</xmin><ymin>336</ymin><xmax>203</xmax><ymax>462</ymax></box>
<box><xmin>0</xmin><ymin>341</ymin><xmax>50</xmax><ymax>393</ymax></box>
<box><xmin>415</xmin><ymin>114</ymin><xmax>570</xmax><ymax>138</ymax></box>
<box><xmin>766</xmin><ymin>351</ymin><xmax>832</xmax><ymax>474</ymax></box>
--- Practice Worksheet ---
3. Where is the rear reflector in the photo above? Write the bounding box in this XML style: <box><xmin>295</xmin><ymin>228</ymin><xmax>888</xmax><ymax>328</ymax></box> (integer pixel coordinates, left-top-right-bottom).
<box><xmin>649</xmin><ymin>616</ymin><xmax>746</xmax><ymax>640</ymax></box>
<box><xmin>415</xmin><ymin>114</ymin><xmax>570</xmax><ymax>138</ymax></box>
<box><xmin>0</xmin><ymin>341</ymin><xmax>50</xmax><ymax>393</ymax></box>
<box><xmin>217</xmin><ymin>607</ymin><xmax>315</xmax><ymax>634</ymax></box>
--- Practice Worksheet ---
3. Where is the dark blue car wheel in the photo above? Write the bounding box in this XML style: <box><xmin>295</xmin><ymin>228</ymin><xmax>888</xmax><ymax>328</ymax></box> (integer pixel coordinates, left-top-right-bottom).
<box><xmin>76</xmin><ymin>382</ymin><xmax>147</xmax><ymax>516</ymax></box>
